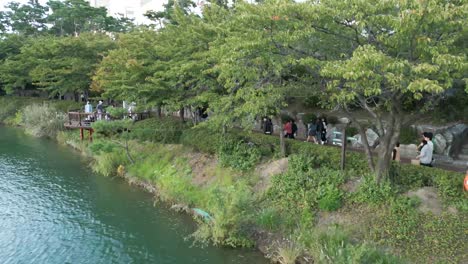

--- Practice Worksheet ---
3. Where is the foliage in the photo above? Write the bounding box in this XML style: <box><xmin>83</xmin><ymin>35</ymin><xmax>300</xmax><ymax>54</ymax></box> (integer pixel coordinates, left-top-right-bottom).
<box><xmin>92</xmin><ymin>120</ymin><xmax>133</xmax><ymax>137</ymax></box>
<box><xmin>218</xmin><ymin>138</ymin><xmax>261</xmax><ymax>171</ymax></box>
<box><xmin>92</xmin><ymin>28</ymin><xmax>159</xmax><ymax>102</ymax></box>
<box><xmin>20</xmin><ymin>103</ymin><xmax>66</xmax><ymax>138</ymax></box>
<box><xmin>353</xmin><ymin>175</ymin><xmax>396</xmax><ymax>205</ymax></box>
<box><xmin>390</xmin><ymin>163</ymin><xmax>466</xmax><ymax>209</ymax></box>
<box><xmin>180</xmin><ymin>126</ymin><xmax>224</xmax><ymax>154</ymax></box>
<box><xmin>370</xmin><ymin>198</ymin><xmax>466</xmax><ymax>263</ymax></box>
<box><xmin>399</xmin><ymin>126</ymin><xmax>419</xmax><ymax>145</ymax></box>
<box><xmin>131</xmin><ymin>117</ymin><xmax>189</xmax><ymax>143</ymax></box>
<box><xmin>105</xmin><ymin>106</ymin><xmax>128</xmax><ymax>119</ymax></box>
<box><xmin>265</xmin><ymin>156</ymin><xmax>347</xmax><ymax>232</ymax></box>
<box><xmin>317</xmin><ymin>183</ymin><xmax>343</xmax><ymax>211</ymax></box>
<box><xmin>0</xmin><ymin>0</ymin><xmax>133</xmax><ymax>36</ymax></box>
<box><xmin>92</xmin><ymin>150</ymin><xmax>129</xmax><ymax>177</ymax></box>
<box><xmin>191</xmin><ymin>181</ymin><xmax>255</xmax><ymax>248</ymax></box>
<box><xmin>302</xmin><ymin>113</ymin><xmax>317</xmax><ymax>126</ymax></box>
<box><xmin>310</xmin><ymin>227</ymin><xmax>402</xmax><ymax>264</ymax></box>
<box><xmin>274</xmin><ymin>240</ymin><xmax>303</xmax><ymax>264</ymax></box>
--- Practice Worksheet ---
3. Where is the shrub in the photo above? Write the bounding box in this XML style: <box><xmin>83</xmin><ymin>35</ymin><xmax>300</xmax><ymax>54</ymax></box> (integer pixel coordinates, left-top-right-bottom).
<box><xmin>131</xmin><ymin>117</ymin><xmax>189</xmax><ymax>143</ymax></box>
<box><xmin>180</xmin><ymin>126</ymin><xmax>226</xmax><ymax>154</ymax></box>
<box><xmin>317</xmin><ymin>183</ymin><xmax>343</xmax><ymax>211</ymax></box>
<box><xmin>353</xmin><ymin>175</ymin><xmax>396</xmax><ymax>205</ymax></box>
<box><xmin>105</xmin><ymin>106</ymin><xmax>128</xmax><ymax>119</ymax></box>
<box><xmin>92</xmin><ymin>119</ymin><xmax>133</xmax><ymax>137</ymax></box>
<box><xmin>21</xmin><ymin>103</ymin><xmax>66</xmax><ymax>138</ymax></box>
<box><xmin>218</xmin><ymin>138</ymin><xmax>261</xmax><ymax>171</ymax></box>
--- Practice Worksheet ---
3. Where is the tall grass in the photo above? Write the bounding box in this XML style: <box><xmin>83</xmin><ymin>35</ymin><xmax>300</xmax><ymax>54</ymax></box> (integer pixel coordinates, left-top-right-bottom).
<box><xmin>21</xmin><ymin>103</ymin><xmax>66</xmax><ymax>138</ymax></box>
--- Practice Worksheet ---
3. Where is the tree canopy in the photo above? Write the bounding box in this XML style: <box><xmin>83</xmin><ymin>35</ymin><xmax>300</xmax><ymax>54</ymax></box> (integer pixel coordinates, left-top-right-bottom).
<box><xmin>1</xmin><ymin>0</ymin><xmax>467</xmax><ymax>180</ymax></box>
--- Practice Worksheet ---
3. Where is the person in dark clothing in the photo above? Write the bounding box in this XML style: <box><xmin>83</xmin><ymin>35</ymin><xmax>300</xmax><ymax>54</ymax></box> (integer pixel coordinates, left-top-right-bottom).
<box><xmin>306</xmin><ymin>120</ymin><xmax>318</xmax><ymax>143</ymax></box>
<box><xmin>263</xmin><ymin>117</ymin><xmax>273</xmax><ymax>135</ymax></box>
<box><xmin>319</xmin><ymin>117</ymin><xmax>328</xmax><ymax>144</ymax></box>
<box><xmin>291</xmin><ymin>120</ymin><xmax>298</xmax><ymax>139</ymax></box>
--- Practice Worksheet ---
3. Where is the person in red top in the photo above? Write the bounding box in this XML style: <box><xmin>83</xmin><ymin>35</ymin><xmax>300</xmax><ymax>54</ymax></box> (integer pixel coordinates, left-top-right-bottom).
<box><xmin>464</xmin><ymin>167</ymin><xmax>468</xmax><ymax>192</ymax></box>
<box><xmin>283</xmin><ymin>120</ymin><xmax>293</xmax><ymax>138</ymax></box>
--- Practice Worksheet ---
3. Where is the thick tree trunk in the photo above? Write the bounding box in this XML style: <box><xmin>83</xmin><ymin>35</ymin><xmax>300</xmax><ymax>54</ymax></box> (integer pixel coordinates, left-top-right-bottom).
<box><xmin>375</xmin><ymin>115</ymin><xmax>401</xmax><ymax>183</ymax></box>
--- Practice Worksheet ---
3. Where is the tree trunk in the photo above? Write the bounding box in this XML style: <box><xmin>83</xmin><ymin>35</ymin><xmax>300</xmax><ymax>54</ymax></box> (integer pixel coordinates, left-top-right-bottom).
<box><xmin>276</xmin><ymin>116</ymin><xmax>286</xmax><ymax>157</ymax></box>
<box><xmin>157</xmin><ymin>106</ymin><xmax>162</xmax><ymax>118</ymax></box>
<box><xmin>357</xmin><ymin>124</ymin><xmax>375</xmax><ymax>172</ymax></box>
<box><xmin>179</xmin><ymin>106</ymin><xmax>185</xmax><ymax>122</ymax></box>
<box><xmin>375</xmin><ymin>115</ymin><xmax>401</xmax><ymax>183</ymax></box>
<box><xmin>73</xmin><ymin>92</ymin><xmax>79</xmax><ymax>102</ymax></box>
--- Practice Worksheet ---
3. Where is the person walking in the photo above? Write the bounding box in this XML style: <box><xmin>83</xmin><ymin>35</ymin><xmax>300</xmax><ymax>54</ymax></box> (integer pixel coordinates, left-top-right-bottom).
<box><xmin>283</xmin><ymin>120</ymin><xmax>293</xmax><ymax>139</ymax></box>
<box><xmin>306</xmin><ymin>120</ymin><xmax>318</xmax><ymax>144</ymax></box>
<box><xmin>319</xmin><ymin>117</ymin><xmax>328</xmax><ymax>144</ymax></box>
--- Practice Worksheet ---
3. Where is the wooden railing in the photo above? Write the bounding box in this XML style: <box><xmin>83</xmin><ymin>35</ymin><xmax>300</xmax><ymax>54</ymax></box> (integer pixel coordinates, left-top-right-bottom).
<box><xmin>67</xmin><ymin>112</ymin><xmax>96</xmax><ymax>127</ymax></box>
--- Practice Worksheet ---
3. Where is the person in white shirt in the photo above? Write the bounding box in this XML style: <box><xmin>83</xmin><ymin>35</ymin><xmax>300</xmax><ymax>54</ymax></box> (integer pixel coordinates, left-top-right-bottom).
<box><xmin>416</xmin><ymin>139</ymin><xmax>433</xmax><ymax>167</ymax></box>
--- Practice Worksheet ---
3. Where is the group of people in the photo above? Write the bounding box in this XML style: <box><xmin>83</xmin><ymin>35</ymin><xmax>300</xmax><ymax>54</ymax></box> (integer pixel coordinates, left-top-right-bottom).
<box><xmin>84</xmin><ymin>100</ymin><xmax>105</xmax><ymax>120</ymax></box>
<box><xmin>262</xmin><ymin>117</ymin><xmax>329</xmax><ymax>145</ymax></box>
<box><xmin>283</xmin><ymin>119</ymin><xmax>299</xmax><ymax>139</ymax></box>
<box><xmin>305</xmin><ymin>117</ymin><xmax>328</xmax><ymax>145</ymax></box>
<box><xmin>392</xmin><ymin>132</ymin><xmax>435</xmax><ymax>167</ymax></box>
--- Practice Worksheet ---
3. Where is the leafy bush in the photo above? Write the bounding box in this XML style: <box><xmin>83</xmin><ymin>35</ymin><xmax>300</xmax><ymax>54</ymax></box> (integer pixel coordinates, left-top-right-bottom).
<box><xmin>353</xmin><ymin>175</ymin><xmax>396</xmax><ymax>205</ymax></box>
<box><xmin>218</xmin><ymin>138</ymin><xmax>261</xmax><ymax>171</ymax></box>
<box><xmin>131</xmin><ymin>117</ymin><xmax>189</xmax><ymax>143</ymax></box>
<box><xmin>317</xmin><ymin>183</ymin><xmax>343</xmax><ymax>211</ymax></box>
<box><xmin>288</xmin><ymin>140</ymin><xmax>369</xmax><ymax>174</ymax></box>
<box><xmin>399</xmin><ymin>126</ymin><xmax>419</xmax><ymax>144</ymax></box>
<box><xmin>21</xmin><ymin>103</ymin><xmax>66</xmax><ymax>138</ymax></box>
<box><xmin>105</xmin><ymin>106</ymin><xmax>128</xmax><ymax>119</ymax></box>
<box><xmin>91</xmin><ymin>119</ymin><xmax>133</xmax><ymax>137</ymax></box>
<box><xmin>180</xmin><ymin>126</ymin><xmax>226</xmax><ymax>154</ymax></box>
<box><xmin>265</xmin><ymin>156</ymin><xmax>347</xmax><ymax>232</ymax></box>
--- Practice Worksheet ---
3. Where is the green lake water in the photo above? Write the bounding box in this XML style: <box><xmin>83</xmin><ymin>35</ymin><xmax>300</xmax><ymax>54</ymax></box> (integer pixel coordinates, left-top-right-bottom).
<box><xmin>0</xmin><ymin>126</ymin><xmax>267</xmax><ymax>264</ymax></box>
